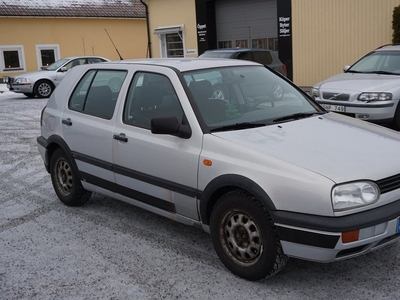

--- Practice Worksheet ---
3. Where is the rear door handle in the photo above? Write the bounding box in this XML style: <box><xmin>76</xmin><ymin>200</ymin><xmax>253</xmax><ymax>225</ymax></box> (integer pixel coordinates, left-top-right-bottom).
<box><xmin>62</xmin><ymin>118</ymin><xmax>72</xmax><ymax>126</ymax></box>
<box><xmin>113</xmin><ymin>133</ymin><xmax>128</xmax><ymax>142</ymax></box>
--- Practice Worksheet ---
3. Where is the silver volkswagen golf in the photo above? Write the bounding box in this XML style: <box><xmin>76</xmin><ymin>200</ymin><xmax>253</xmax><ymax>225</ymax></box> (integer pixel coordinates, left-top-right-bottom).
<box><xmin>37</xmin><ymin>58</ymin><xmax>400</xmax><ymax>281</ymax></box>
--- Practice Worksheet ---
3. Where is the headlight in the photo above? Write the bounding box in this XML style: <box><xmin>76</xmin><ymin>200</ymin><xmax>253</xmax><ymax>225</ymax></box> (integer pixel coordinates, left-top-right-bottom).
<box><xmin>332</xmin><ymin>181</ymin><xmax>380</xmax><ymax>211</ymax></box>
<box><xmin>311</xmin><ymin>88</ymin><xmax>320</xmax><ymax>99</ymax></box>
<box><xmin>14</xmin><ymin>78</ymin><xmax>30</xmax><ymax>84</ymax></box>
<box><xmin>358</xmin><ymin>92</ymin><xmax>392</xmax><ymax>101</ymax></box>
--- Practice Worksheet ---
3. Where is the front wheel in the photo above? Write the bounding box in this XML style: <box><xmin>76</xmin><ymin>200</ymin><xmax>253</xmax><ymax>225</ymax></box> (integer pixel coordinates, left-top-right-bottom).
<box><xmin>34</xmin><ymin>80</ymin><xmax>54</xmax><ymax>98</ymax></box>
<box><xmin>210</xmin><ymin>190</ymin><xmax>288</xmax><ymax>281</ymax></box>
<box><xmin>50</xmin><ymin>148</ymin><xmax>92</xmax><ymax>206</ymax></box>
<box><xmin>23</xmin><ymin>93</ymin><xmax>35</xmax><ymax>98</ymax></box>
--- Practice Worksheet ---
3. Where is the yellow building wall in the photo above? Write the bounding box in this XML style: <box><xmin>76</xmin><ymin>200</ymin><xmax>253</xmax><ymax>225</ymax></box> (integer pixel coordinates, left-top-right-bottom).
<box><xmin>0</xmin><ymin>17</ymin><xmax>146</xmax><ymax>78</ymax></box>
<box><xmin>147</xmin><ymin>0</ymin><xmax>198</xmax><ymax>58</ymax></box>
<box><xmin>292</xmin><ymin>0</ymin><xmax>400</xmax><ymax>87</ymax></box>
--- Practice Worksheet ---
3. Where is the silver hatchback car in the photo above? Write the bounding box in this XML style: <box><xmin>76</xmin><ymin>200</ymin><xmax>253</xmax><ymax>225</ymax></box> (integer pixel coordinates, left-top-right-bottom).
<box><xmin>311</xmin><ymin>44</ymin><xmax>400</xmax><ymax>129</ymax></box>
<box><xmin>37</xmin><ymin>58</ymin><xmax>400</xmax><ymax>281</ymax></box>
<box><xmin>4</xmin><ymin>56</ymin><xmax>109</xmax><ymax>98</ymax></box>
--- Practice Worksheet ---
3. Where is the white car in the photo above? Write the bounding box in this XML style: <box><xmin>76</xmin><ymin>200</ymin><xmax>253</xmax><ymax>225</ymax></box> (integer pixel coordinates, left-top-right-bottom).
<box><xmin>37</xmin><ymin>58</ymin><xmax>400</xmax><ymax>281</ymax></box>
<box><xmin>4</xmin><ymin>56</ymin><xmax>109</xmax><ymax>98</ymax></box>
<box><xmin>311</xmin><ymin>44</ymin><xmax>400</xmax><ymax>129</ymax></box>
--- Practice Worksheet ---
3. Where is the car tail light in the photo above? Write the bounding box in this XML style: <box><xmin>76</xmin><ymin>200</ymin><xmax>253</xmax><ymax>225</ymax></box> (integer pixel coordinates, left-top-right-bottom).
<box><xmin>282</xmin><ymin>64</ymin><xmax>287</xmax><ymax>75</ymax></box>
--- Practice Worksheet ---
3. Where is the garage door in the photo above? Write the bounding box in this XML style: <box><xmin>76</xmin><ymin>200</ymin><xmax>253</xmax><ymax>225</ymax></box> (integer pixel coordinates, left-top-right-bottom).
<box><xmin>215</xmin><ymin>0</ymin><xmax>278</xmax><ymax>50</ymax></box>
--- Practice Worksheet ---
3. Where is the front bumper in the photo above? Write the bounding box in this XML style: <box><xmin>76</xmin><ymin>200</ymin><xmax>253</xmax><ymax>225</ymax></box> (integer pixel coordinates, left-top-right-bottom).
<box><xmin>316</xmin><ymin>99</ymin><xmax>396</xmax><ymax>122</ymax></box>
<box><xmin>7</xmin><ymin>83</ymin><xmax>33</xmax><ymax>94</ymax></box>
<box><xmin>271</xmin><ymin>199</ymin><xmax>400</xmax><ymax>262</ymax></box>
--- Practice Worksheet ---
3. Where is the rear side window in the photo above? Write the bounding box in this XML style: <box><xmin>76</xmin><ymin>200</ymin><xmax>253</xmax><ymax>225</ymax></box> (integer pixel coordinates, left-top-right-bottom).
<box><xmin>236</xmin><ymin>52</ymin><xmax>252</xmax><ymax>61</ymax></box>
<box><xmin>69</xmin><ymin>69</ymin><xmax>127</xmax><ymax>119</ymax></box>
<box><xmin>252</xmin><ymin>52</ymin><xmax>273</xmax><ymax>66</ymax></box>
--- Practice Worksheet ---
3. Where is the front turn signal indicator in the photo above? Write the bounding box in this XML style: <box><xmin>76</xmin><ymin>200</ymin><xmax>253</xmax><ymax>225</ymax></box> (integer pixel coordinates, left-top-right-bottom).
<box><xmin>342</xmin><ymin>230</ymin><xmax>359</xmax><ymax>243</ymax></box>
<box><xmin>203</xmin><ymin>159</ymin><xmax>212</xmax><ymax>166</ymax></box>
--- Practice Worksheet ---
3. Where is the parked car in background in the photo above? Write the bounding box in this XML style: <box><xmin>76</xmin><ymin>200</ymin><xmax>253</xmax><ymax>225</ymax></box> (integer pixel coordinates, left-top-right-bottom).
<box><xmin>38</xmin><ymin>58</ymin><xmax>400</xmax><ymax>281</ymax></box>
<box><xmin>311</xmin><ymin>44</ymin><xmax>400</xmax><ymax>129</ymax></box>
<box><xmin>3</xmin><ymin>56</ymin><xmax>109</xmax><ymax>98</ymax></box>
<box><xmin>199</xmin><ymin>48</ymin><xmax>287</xmax><ymax>99</ymax></box>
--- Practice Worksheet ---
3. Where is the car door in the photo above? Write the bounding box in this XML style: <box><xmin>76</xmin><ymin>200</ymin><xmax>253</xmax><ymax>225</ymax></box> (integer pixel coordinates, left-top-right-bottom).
<box><xmin>112</xmin><ymin>68</ymin><xmax>202</xmax><ymax>220</ymax></box>
<box><xmin>61</xmin><ymin>69</ymin><xmax>127</xmax><ymax>189</ymax></box>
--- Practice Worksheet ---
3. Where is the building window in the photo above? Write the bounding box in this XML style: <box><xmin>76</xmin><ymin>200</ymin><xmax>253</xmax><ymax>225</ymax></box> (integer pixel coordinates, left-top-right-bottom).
<box><xmin>1</xmin><ymin>46</ymin><xmax>25</xmax><ymax>71</ymax></box>
<box><xmin>36</xmin><ymin>44</ymin><xmax>60</xmax><ymax>69</ymax></box>
<box><xmin>235</xmin><ymin>40</ymin><xmax>248</xmax><ymax>48</ymax></box>
<box><xmin>252</xmin><ymin>38</ymin><xmax>279</xmax><ymax>51</ymax></box>
<box><xmin>165</xmin><ymin>32</ymin><xmax>184</xmax><ymax>58</ymax></box>
<box><xmin>218</xmin><ymin>41</ymin><xmax>232</xmax><ymax>49</ymax></box>
<box><xmin>154</xmin><ymin>25</ymin><xmax>185</xmax><ymax>58</ymax></box>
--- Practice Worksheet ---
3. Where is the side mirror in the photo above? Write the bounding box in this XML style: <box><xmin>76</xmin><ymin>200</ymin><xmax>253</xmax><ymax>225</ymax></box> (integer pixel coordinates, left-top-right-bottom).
<box><xmin>59</xmin><ymin>67</ymin><xmax>68</xmax><ymax>72</ymax></box>
<box><xmin>343</xmin><ymin>65</ymin><xmax>350</xmax><ymax>72</ymax></box>
<box><xmin>151</xmin><ymin>116</ymin><xmax>191</xmax><ymax>139</ymax></box>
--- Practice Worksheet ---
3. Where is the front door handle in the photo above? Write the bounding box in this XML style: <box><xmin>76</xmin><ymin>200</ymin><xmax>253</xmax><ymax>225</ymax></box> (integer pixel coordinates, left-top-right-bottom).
<box><xmin>62</xmin><ymin>118</ymin><xmax>72</xmax><ymax>126</ymax></box>
<box><xmin>113</xmin><ymin>133</ymin><xmax>128</xmax><ymax>142</ymax></box>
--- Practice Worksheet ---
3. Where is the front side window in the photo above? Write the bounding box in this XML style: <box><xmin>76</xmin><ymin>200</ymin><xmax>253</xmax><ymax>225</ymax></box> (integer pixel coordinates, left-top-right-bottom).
<box><xmin>69</xmin><ymin>69</ymin><xmax>127</xmax><ymax>119</ymax></box>
<box><xmin>183</xmin><ymin>66</ymin><xmax>322</xmax><ymax>129</ymax></box>
<box><xmin>1</xmin><ymin>46</ymin><xmax>25</xmax><ymax>71</ymax></box>
<box><xmin>123</xmin><ymin>72</ymin><xmax>184</xmax><ymax>129</ymax></box>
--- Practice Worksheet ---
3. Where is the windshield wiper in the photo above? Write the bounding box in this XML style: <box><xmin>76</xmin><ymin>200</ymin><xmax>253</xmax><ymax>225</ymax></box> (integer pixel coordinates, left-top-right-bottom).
<box><xmin>210</xmin><ymin>122</ymin><xmax>267</xmax><ymax>132</ymax></box>
<box><xmin>273</xmin><ymin>112</ymin><xmax>325</xmax><ymax>123</ymax></box>
<box><xmin>366</xmin><ymin>70</ymin><xmax>399</xmax><ymax>75</ymax></box>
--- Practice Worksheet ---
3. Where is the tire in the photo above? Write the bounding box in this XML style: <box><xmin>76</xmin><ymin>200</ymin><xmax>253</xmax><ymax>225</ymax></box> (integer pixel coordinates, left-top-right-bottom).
<box><xmin>23</xmin><ymin>93</ymin><xmax>35</xmax><ymax>98</ymax></box>
<box><xmin>108</xmin><ymin>77</ymin><xmax>122</xmax><ymax>92</ymax></box>
<box><xmin>212</xmin><ymin>85</ymin><xmax>228</xmax><ymax>100</ymax></box>
<box><xmin>50</xmin><ymin>148</ymin><xmax>92</xmax><ymax>206</ymax></box>
<box><xmin>210</xmin><ymin>190</ymin><xmax>288</xmax><ymax>281</ymax></box>
<box><xmin>271</xmin><ymin>83</ymin><xmax>284</xmax><ymax>99</ymax></box>
<box><xmin>393</xmin><ymin>102</ymin><xmax>400</xmax><ymax>130</ymax></box>
<box><xmin>34</xmin><ymin>80</ymin><xmax>54</xmax><ymax>98</ymax></box>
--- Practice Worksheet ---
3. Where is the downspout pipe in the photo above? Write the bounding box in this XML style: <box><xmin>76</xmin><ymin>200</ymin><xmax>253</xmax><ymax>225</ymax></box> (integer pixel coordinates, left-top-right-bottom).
<box><xmin>140</xmin><ymin>0</ymin><xmax>152</xmax><ymax>58</ymax></box>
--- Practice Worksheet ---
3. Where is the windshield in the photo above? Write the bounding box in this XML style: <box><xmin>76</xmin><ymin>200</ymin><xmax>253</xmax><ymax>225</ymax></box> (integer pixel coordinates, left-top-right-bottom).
<box><xmin>183</xmin><ymin>66</ymin><xmax>322</xmax><ymax>130</ymax></box>
<box><xmin>45</xmin><ymin>58</ymin><xmax>71</xmax><ymax>71</ymax></box>
<box><xmin>347</xmin><ymin>51</ymin><xmax>400</xmax><ymax>74</ymax></box>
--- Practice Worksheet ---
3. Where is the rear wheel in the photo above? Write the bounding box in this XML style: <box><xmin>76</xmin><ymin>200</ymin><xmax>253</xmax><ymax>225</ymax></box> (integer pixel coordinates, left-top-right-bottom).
<box><xmin>50</xmin><ymin>148</ymin><xmax>92</xmax><ymax>206</ymax></box>
<box><xmin>210</xmin><ymin>190</ymin><xmax>288</xmax><ymax>281</ymax></box>
<box><xmin>34</xmin><ymin>80</ymin><xmax>54</xmax><ymax>98</ymax></box>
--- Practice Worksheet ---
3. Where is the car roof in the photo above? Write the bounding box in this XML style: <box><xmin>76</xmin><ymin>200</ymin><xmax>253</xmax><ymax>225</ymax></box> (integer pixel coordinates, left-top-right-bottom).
<box><xmin>374</xmin><ymin>44</ymin><xmax>400</xmax><ymax>51</ymax></box>
<box><xmin>62</xmin><ymin>55</ymin><xmax>110</xmax><ymax>60</ymax></box>
<box><xmin>101</xmin><ymin>58</ymin><xmax>260</xmax><ymax>72</ymax></box>
<box><xmin>203</xmin><ymin>48</ymin><xmax>273</xmax><ymax>53</ymax></box>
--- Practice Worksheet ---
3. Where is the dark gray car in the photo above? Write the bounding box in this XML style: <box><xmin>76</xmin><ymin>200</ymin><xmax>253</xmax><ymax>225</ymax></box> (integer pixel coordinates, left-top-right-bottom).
<box><xmin>199</xmin><ymin>49</ymin><xmax>287</xmax><ymax>99</ymax></box>
<box><xmin>199</xmin><ymin>48</ymin><xmax>287</xmax><ymax>76</ymax></box>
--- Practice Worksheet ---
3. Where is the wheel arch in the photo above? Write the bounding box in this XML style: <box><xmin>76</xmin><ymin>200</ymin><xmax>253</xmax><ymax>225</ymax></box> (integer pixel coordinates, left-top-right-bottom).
<box><xmin>199</xmin><ymin>174</ymin><xmax>276</xmax><ymax>226</ymax></box>
<box><xmin>44</xmin><ymin>135</ymin><xmax>82</xmax><ymax>180</ymax></box>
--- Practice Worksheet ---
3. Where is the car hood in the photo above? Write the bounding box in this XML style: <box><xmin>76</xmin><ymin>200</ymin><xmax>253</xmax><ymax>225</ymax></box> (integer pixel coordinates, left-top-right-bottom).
<box><xmin>314</xmin><ymin>73</ymin><xmax>400</xmax><ymax>92</ymax></box>
<box><xmin>15</xmin><ymin>70</ymin><xmax>55</xmax><ymax>79</ymax></box>
<box><xmin>212</xmin><ymin>113</ymin><xmax>400</xmax><ymax>183</ymax></box>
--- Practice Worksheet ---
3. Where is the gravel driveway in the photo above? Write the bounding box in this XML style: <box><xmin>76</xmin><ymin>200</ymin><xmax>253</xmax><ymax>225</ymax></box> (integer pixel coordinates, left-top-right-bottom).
<box><xmin>0</xmin><ymin>86</ymin><xmax>399</xmax><ymax>300</ymax></box>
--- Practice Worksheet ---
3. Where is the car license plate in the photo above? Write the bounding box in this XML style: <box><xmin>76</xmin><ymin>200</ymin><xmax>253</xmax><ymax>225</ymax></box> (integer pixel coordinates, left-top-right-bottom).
<box><xmin>321</xmin><ymin>104</ymin><xmax>346</xmax><ymax>112</ymax></box>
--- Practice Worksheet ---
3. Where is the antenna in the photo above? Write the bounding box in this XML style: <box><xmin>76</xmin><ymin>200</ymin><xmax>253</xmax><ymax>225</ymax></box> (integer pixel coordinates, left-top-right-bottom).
<box><xmin>104</xmin><ymin>28</ymin><xmax>123</xmax><ymax>60</ymax></box>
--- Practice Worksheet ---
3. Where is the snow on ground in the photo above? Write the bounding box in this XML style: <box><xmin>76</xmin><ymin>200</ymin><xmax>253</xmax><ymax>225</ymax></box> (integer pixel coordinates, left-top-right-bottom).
<box><xmin>0</xmin><ymin>87</ymin><xmax>399</xmax><ymax>299</ymax></box>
